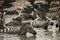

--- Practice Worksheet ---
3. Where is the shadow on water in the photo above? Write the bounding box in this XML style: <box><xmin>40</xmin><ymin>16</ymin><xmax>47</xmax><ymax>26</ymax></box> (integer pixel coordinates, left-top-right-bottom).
<box><xmin>3</xmin><ymin>34</ymin><xmax>36</xmax><ymax>40</ymax></box>
<box><xmin>19</xmin><ymin>35</ymin><xmax>36</xmax><ymax>40</ymax></box>
<box><xmin>0</xmin><ymin>36</ymin><xmax>4</xmax><ymax>40</ymax></box>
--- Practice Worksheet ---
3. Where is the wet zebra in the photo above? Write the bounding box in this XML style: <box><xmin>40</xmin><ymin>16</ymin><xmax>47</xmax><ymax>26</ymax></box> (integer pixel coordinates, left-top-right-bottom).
<box><xmin>4</xmin><ymin>22</ymin><xmax>37</xmax><ymax>35</ymax></box>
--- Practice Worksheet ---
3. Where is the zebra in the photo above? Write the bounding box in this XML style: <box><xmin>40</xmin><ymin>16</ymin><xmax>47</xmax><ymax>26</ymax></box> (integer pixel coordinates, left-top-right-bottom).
<box><xmin>43</xmin><ymin>16</ymin><xmax>59</xmax><ymax>32</ymax></box>
<box><xmin>4</xmin><ymin>22</ymin><xmax>37</xmax><ymax>36</ymax></box>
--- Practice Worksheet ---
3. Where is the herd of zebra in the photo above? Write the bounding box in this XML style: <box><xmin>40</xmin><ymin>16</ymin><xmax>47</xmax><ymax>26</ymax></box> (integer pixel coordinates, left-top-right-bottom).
<box><xmin>0</xmin><ymin>0</ymin><xmax>60</xmax><ymax>36</ymax></box>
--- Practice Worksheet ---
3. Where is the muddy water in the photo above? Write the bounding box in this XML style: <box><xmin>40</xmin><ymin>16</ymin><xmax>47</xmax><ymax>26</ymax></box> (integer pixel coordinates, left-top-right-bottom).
<box><xmin>0</xmin><ymin>28</ymin><xmax>60</xmax><ymax>40</ymax></box>
<box><xmin>1</xmin><ymin>15</ymin><xmax>60</xmax><ymax>40</ymax></box>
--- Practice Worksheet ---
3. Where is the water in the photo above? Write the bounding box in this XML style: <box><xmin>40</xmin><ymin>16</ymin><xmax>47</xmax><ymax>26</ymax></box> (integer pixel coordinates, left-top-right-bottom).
<box><xmin>0</xmin><ymin>28</ymin><xmax>60</xmax><ymax>40</ymax></box>
<box><xmin>5</xmin><ymin>15</ymin><xmax>18</xmax><ymax>24</ymax></box>
<box><xmin>1</xmin><ymin>15</ymin><xmax>60</xmax><ymax>40</ymax></box>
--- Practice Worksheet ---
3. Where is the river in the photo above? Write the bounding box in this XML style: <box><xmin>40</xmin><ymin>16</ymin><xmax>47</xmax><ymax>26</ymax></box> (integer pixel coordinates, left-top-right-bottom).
<box><xmin>0</xmin><ymin>15</ymin><xmax>59</xmax><ymax>40</ymax></box>
<box><xmin>0</xmin><ymin>28</ymin><xmax>60</xmax><ymax>40</ymax></box>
